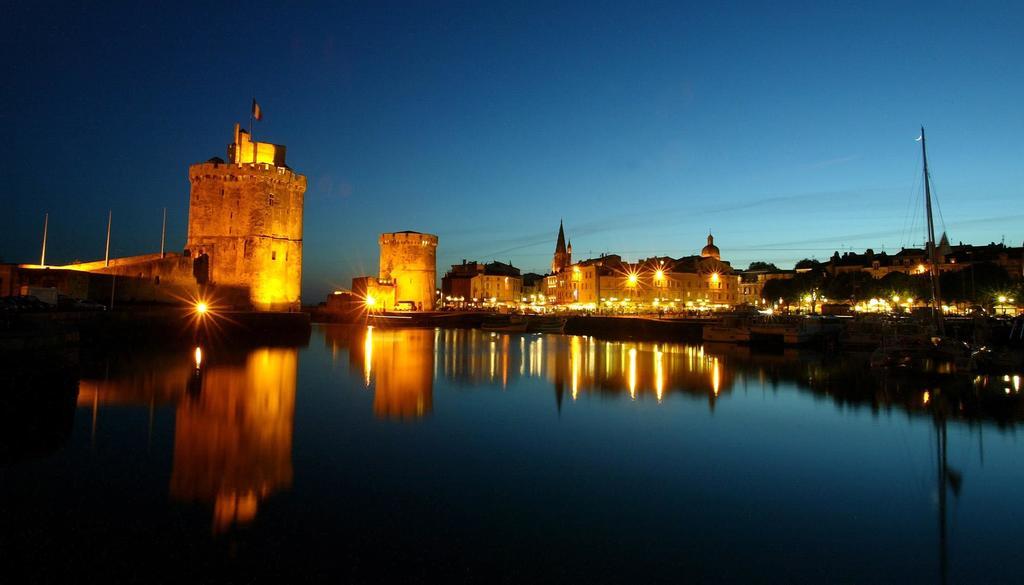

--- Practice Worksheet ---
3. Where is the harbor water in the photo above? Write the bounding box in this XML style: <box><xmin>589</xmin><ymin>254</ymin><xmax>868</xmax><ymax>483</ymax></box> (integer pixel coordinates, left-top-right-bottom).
<box><xmin>3</xmin><ymin>324</ymin><xmax>1024</xmax><ymax>583</ymax></box>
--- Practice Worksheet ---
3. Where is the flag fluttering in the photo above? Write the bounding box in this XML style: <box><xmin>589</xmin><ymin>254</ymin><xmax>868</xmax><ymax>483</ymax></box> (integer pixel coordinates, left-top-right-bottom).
<box><xmin>252</xmin><ymin>98</ymin><xmax>262</xmax><ymax>121</ymax></box>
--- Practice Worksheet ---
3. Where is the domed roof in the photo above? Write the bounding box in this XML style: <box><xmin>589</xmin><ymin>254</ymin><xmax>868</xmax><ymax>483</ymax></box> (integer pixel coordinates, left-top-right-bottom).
<box><xmin>700</xmin><ymin>234</ymin><xmax>720</xmax><ymax>260</ymax></box>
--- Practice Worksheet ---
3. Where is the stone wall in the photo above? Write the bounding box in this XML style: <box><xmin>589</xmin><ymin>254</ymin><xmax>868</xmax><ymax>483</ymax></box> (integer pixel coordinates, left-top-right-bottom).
<box><xmin>7</xmin><ymin>253</ymin><xmax>200</xmax><ymax>305</ymax></box>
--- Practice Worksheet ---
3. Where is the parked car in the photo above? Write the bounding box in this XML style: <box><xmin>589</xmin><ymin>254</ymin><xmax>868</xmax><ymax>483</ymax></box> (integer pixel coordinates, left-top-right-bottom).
<box><xmin>0</xmin><ymin>295</ymin><xmax>53</xmax><ymax>312</ymax></box>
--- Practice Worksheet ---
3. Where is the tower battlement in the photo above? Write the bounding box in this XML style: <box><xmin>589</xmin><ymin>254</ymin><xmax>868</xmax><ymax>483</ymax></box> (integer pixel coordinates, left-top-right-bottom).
<box><xmin>189</xmin><ymin>161</ymin><xmax>305</xmax><ymax>185</ymax></box>
<box><xmin>379</xmin><ymin>231</ymin><xmax>439</xmax><ymax>247</ymax></box>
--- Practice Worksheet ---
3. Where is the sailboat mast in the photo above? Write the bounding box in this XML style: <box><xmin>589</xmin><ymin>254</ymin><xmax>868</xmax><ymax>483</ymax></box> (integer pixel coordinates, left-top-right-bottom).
<box><xmin>921</xmin><ymin>126</ymin><xmax>945</xmax><ymax>334</ymax></box>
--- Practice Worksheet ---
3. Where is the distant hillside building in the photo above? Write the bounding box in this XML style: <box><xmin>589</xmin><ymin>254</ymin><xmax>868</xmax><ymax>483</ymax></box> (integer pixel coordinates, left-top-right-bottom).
<box><xmin>186</xmin><ymin>124</ymin><xmax>306</xmax><ymax>311</ymax></box>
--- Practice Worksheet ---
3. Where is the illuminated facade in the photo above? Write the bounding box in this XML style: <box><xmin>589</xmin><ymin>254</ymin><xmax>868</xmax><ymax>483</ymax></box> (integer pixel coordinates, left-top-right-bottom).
<box><xmin>186</xmin><ymin>124</ymin><xmax>306</xmax><ymax>311</ymax></box>
<box><xmin>542</xmin><ymin>231</ymin><xmax>740</xmax><ymax>310</ymax></box>
<box><xmin>376</xmin><ymin>231</ymin><xmax>438</xmax><ymax>310</ymax></box>
<box><xmin>441</xmin><ymin>260</ymin><xmax>523</xmax><ymax>307</ymax></box>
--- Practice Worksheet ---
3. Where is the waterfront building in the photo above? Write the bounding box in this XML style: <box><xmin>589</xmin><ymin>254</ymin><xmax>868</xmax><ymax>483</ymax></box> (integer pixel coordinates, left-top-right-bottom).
<box><xmin>441</xmin><ymin>260</ymin><xmax>523</xmax><ymax>308</ymax></box>
<box><xmin>521</xmin><ymin>273</ymin><xmax>545</xmax><ymax>302</ymax></box>
<box><xmin>542</xmin><ymin>226</ymin><xmax>740</xmax><ymax>311</ymax></box>
<box><xmin>739</xmin><ymin>268</ymin><xmax>796</xmax><ymax>305</ymax></box>
<box><xmin>824</xmin><ymin>237</ymin><xmax>1024</xmax><ymax>281</ymax></box>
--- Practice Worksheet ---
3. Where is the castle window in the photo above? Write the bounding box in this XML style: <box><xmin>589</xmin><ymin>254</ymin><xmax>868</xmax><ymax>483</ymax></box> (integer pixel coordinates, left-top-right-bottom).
<box><xmin>268</xmin><ymin>193</ymin><xmax>277</xmax><ymax>206</ymax></box>
<box><xmin>272</xmin><ymin>250</ymin><xmax>277</xmax><ymax>261</ymax></box>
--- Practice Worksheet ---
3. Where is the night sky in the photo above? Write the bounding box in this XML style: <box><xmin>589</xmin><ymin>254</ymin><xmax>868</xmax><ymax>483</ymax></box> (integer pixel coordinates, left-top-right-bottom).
<box><xmin>3</xmin><ymin>1</ymin><xmax>1022</xmax><ymax>302</ymax></box>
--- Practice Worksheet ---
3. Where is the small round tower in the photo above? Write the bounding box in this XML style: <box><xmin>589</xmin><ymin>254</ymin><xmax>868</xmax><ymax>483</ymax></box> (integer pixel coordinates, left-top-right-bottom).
<box><xmin>379</xmin><ymin>231</ymin><xmax>438</xmax><ymax>310</ymax></box>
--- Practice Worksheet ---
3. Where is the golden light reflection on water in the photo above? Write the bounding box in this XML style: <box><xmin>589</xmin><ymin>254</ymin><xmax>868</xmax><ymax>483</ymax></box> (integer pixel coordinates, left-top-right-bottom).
<box><xmin>170</xmin><ymin>347</ymin><xmax>296</xmax><ymax>534</ymax></box>
<box><xmin>325</xmin><ymin>328</ymin><xmax>735</xmax><ymax>413</ymax></box>
<box><xmin>78</xmin><ymin>346</ymin><xmax>298</xmax><ymax>534</ymax></box>
<box><xmin>318</xmin><ymin>326</ymin><xmax>1024</xmax><ymax>422</ymax></box>
<box><xmin>348</xmin><ymin>327</ymin><xmax>434</xmax><ymax>420</ymax></box>
<box><xmin>654</xmin><ymin>347</ymin><xmax>664</xmax><ymax>403</ymax></box>
<box><xmin>363</xmin><ymin>326</ymin><xmax>373</xmax><ymax>387</ymax></box>
<box><xmin>628</xmin><ymin>347</ymin><xmax>638</xmax><ymax>400</ymax></box>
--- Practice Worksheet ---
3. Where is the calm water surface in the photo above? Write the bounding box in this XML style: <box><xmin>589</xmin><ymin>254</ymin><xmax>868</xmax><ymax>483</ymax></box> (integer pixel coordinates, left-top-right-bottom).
<box><xmin>3</xmin><ymin>324</ymin><xmax>1024</xmax><ymax>584</ymax></box>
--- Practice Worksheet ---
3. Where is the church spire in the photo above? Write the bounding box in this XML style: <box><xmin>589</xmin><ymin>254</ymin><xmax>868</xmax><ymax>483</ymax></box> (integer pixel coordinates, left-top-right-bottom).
<box><xmin>552</xmin><ymin>220</ymin><xmax>570</xmax><ymax>274</ymax></box>
<box><xmin>555</xmin><ymin>220</ymin><xmax>566</xmax><ymax>255</ymax></box>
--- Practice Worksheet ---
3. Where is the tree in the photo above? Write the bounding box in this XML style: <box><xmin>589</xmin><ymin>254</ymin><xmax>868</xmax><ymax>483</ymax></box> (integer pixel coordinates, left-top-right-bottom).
<box><xmin>761</xmin><ymin>278</ymin><xmax>798</xmax><ymax>303</ymax></box>
<box><xmin>747</xmin><ymin>261</ymin><xmax>779</xmax><ymax>272</ymax></box>
<box><xmin>823</xmin><ymin>271</ymin><xmax>872</xmax><ymax>302</ymax></box>
<box><xmin>795</xmin><ymin>258</ymin><xmax>822</xmax><ymax>271</ymax></box>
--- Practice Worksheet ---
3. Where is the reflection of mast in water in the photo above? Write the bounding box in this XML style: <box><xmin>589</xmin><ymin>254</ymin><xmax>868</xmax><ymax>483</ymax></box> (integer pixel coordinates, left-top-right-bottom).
<box><xmin>930</xmin><ymin>390</ymin><xmax>963</xmax><ymax>585</ymax></box>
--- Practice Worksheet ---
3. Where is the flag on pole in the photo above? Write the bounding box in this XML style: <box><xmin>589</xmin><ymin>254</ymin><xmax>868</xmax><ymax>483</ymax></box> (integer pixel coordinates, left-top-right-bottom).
<box><xmin>252</xmin><ymin>98</ymin><xmax>262</xmax><ymax>121</ymax></box>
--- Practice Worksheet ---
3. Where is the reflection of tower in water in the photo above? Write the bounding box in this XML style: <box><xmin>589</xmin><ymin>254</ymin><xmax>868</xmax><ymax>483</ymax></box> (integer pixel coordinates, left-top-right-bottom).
<box><xmin>362</xmin><ymin>328</ymin><xmax>435</xmax><ymax>419</ymax></box>
<box><xmin>169</xmin><ymin>348</ymin><xmax>297</xmax><ymax>533</ymax></box>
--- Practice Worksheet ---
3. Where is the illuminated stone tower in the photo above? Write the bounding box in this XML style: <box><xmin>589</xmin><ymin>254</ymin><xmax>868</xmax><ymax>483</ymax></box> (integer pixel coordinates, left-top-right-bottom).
<box><xmin>379</xmin><ymin>231</ymin><xmax>438</xmax><ymax>310</ymax></box>
<box><xmin>552</xmin><ymin>220</ymin><xmax>571</xmax><ymax>273</ymax></box>
<box><xmin>186</xmin><ymin>124</ymin><xmax>306</xmax><ymax>311</ymax></box>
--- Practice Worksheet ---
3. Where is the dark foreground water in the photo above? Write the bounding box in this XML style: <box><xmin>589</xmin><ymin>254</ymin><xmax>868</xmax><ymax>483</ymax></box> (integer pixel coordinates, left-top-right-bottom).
<box><xmin>3</xmin><ymin>325</ymin><xmax>1024</xmax><ymax>584</ymax></box>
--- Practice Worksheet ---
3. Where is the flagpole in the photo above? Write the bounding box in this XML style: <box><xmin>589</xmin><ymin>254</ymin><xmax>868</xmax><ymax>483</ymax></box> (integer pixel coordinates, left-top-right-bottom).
<box><xmin>104</xmin><ymin>210</ymin><xmax>112</xmax><ymax>267</ymax></box>
<box><xmin>40</xmin><ymin>212</ymin><xmax>48</xmax><ymax>266</ymax></box>
<box><xmin>250</xmin><ymin>97</ymin><xmax>257</xmax><ymax>163</ymax></box>
<box><xmin>160</xmin><ymin>207</ymin><xmax>167</xmax><ymax>258</ymax></box>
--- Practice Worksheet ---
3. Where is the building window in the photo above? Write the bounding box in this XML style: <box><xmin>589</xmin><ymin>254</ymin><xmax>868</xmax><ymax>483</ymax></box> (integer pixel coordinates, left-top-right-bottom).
<box><xmin>271</xmin><ymin>250</ymin><xmax>277</xmax><ymax>261</ymax></box>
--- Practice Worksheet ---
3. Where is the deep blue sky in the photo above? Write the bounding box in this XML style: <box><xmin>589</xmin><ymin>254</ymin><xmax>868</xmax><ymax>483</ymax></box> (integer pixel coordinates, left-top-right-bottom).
<box><xmin>3</xmin><ymin>1</ymin><xmax>1022</xmax><ymax>301</ymax></box>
